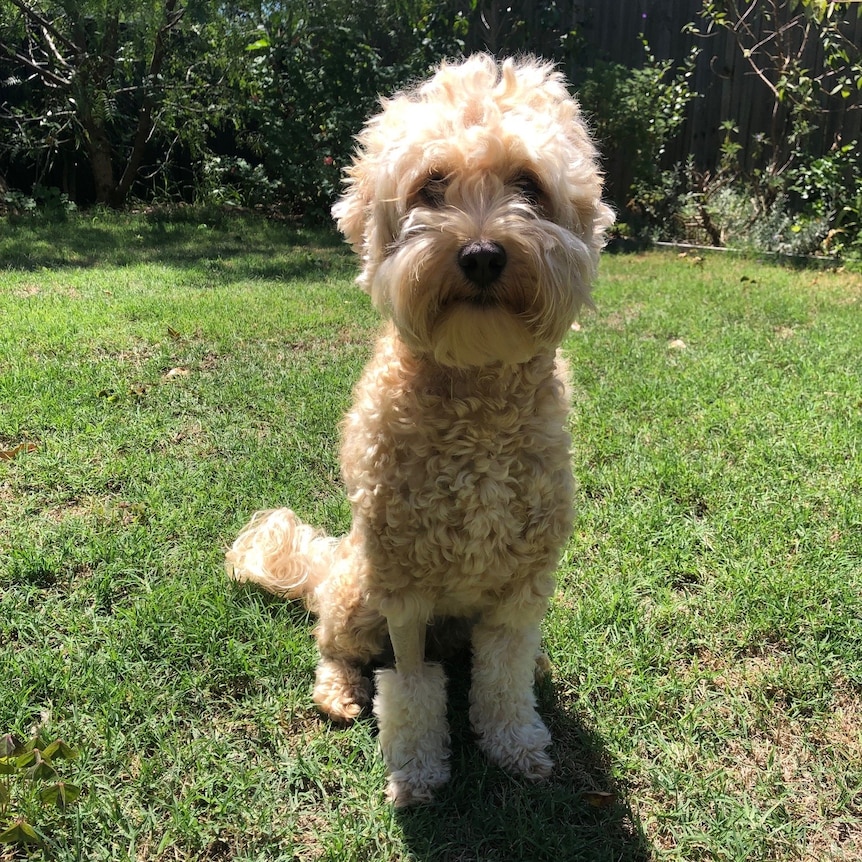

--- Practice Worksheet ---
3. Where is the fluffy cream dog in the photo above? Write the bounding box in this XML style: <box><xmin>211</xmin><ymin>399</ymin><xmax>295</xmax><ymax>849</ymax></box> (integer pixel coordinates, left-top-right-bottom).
<box><xmin>226</xmin><ymin>53</ymin><xmax>613</xmax><ymax>806</ymax></box>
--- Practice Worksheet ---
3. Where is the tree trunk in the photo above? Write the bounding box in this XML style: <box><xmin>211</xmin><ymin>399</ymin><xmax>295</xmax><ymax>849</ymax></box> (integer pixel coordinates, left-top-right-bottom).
<box><xmin>113</xmin><ymin>0</ymin><xmax>183</xmax><ymax>207</ymax></box>
<box><xmin>84</xmin><ymin>120</ymin><xmax>118</xmax><ymax>206</ymax></box>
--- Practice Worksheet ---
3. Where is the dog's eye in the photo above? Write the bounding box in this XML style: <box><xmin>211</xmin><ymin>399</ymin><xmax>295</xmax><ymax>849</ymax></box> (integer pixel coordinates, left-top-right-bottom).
<box><xmin>513</xmin><ymin>174</ymin><xmax>543</xmax><ymax>208</ymax></box>
<box><xmin>418</xmin><ymin>174</ymin><xmax>449</xmax><ymax>207</ymax></box>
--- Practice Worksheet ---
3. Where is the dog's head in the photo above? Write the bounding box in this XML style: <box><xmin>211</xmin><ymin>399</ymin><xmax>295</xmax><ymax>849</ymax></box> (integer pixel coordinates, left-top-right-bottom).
<box><xmin>333</xmin><ymin>54</ymin><xmax>614</xmax><ymax>368</ymax></box>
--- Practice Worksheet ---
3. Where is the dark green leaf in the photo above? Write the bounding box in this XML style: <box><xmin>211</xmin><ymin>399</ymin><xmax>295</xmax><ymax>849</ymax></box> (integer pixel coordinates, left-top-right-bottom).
<box><xmin>41</xmin><ymin>740</ymin><xmax>79</xmax><ymax>762</ymax></box>
<box><xmin>39</xmin><ymin>781</ymin><xmax>82</xmax><ymax>810</ymax></box>
<box><xmin>13</xmin><ymin>751</ymin><xmax>36</xmax><ymax>770</ymax></box>
<box><xmin>23</xmin><ymin>751</ymin><xmax>56</xmax><ymax>781</ymax></box>
<box><xmin>0</xmin><ymin>818</ymin><xmax>43</xmax><ymax>846</ymax></box>
<box><xmin>0</xmin><ymin>735</ymin><xmax>21</xmax><ymax>757</ymax></box>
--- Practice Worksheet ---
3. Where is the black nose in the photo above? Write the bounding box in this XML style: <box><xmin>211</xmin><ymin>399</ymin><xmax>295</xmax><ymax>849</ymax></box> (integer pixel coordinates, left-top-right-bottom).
<box><xmin>457</xmin><ymin>240</ymin><xmax>507</xmax><ymax>288</ymax></box>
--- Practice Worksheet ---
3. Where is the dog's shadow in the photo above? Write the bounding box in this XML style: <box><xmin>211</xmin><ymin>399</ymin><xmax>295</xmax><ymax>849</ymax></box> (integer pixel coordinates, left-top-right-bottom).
<box><xmin>394</xmin><ymin>653</ymin><xmax>652</xmax><ymax>862</ymax></box>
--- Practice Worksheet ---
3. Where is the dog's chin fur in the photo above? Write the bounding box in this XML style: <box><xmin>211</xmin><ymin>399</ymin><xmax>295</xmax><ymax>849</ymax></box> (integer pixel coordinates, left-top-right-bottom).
<box><xmin>227</xmin><ymin>53</ymin><xmax>613</xmax><ymax>806</ymax></box>
<box><xmin>431</xmin><ymin>305</ymin><xmax>535</xmax><ymax>368</ymax></box>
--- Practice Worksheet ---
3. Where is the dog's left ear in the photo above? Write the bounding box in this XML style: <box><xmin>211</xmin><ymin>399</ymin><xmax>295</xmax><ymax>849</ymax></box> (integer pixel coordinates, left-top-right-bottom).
<box><xmin>332</xmin><ymin>172</ymin><xmax>368</xmax><ymax>257</ymax></box>
<box><xmin>333</xmin><ymin>159</ymin><xmax>400</xmax><ymax>295</ymax></box>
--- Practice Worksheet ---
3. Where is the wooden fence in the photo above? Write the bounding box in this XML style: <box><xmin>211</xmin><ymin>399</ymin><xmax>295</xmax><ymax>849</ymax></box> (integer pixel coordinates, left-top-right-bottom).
<box><xmin>473</xmin><ymin>0</ymin><xmax>862</xmax><ymax>181</ymax></box>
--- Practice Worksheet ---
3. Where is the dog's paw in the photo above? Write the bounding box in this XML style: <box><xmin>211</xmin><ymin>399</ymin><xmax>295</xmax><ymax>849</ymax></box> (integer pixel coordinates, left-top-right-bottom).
<box><xmin>476</xmin><ymin>718</ymin><xmax>554</xmax><ymax>780</ymax></box>
<box><xmin>313</xmin><ymin>659</ymin><xmax>372</xmax><ymax>723</ymax></box>
<box><xmin>534</xmin><ymin>651</ymin><xmax>553</xmax><ymax>682</ymax></box>
<box><xmin>385</xmin><ymin>760</ymin><xmax>451</xmax><ymax>807</ymax></box>
<box><xmin>374</xmin><ymin>665</ymin><xmax>450</xmax><ymax>806</ymax></box>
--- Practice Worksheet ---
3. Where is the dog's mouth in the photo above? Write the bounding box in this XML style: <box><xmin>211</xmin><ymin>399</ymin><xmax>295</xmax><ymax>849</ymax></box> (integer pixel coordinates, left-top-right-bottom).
<box><xmin>438</xmin><ymin>289</ymin><xmax>508</xmax><ymax>319</ymax></box>
<box><xmin>463</xmin><ymin>290</ymin><xmax>501</xmax><ymax>309</ymax></box>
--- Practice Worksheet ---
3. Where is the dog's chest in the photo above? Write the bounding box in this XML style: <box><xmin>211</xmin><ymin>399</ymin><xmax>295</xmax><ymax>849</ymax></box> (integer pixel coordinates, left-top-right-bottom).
<box><xmin>342</xmin><ymin>354</ymin><xmax>574</xmax><ymax>599</ymax></box>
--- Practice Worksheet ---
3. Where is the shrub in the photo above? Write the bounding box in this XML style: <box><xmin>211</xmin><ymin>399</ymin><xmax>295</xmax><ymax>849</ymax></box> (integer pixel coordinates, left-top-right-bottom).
<box><xmin>0</xmin><ymin>734</ymin><xmax>81</xmax><ymax>851</ymax></box>
<box><xmin>216</xmin><ymin>1</ymin><xmax>467</xmax><ymax>220</ymax></box>
<box><xmin>578</xmin><ymin>42</ymin><xmax>698</xmax><ymax>229</ymax></box>
<box><xmin>787</xmin><ymin>144</ymin><xmax>862</xmax><ymax>256</ymax></box>
<box><xmin>645</xmin><ymin>119</ymin><xmax>861</xmax><ymax>259</ymax></box>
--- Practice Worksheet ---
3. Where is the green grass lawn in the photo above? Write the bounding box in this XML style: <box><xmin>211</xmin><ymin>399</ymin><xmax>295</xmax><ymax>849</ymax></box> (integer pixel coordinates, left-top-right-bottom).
<box><xmin>1</xmin><ymin>212</ymin><xmax>860</xmax><ymax>861</ymax></box>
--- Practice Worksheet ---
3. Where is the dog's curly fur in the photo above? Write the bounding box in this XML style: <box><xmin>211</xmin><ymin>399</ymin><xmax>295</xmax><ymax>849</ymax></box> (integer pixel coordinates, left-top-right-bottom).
<box><xmin>226</xmin><ymin>53</ymin><xmax>613</xmax><ymax>806</ymax></box>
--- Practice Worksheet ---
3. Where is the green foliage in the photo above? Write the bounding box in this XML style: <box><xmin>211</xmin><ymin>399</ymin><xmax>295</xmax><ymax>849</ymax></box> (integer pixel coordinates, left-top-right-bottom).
<box><xmin>710</xmin><ymin>189</ymin><xmax>833</xmax><ymax>255</ymax></box>
<box><xmin>787</xmin><ymin>143</ymin><xmax>862</xmax><ymax>255</ymax></box>
<box><xmin>0</xmin><ymin>189</ymin><xmax>38</xmax><ymax>215</ymax></box>
<box><xmin>199</xmin><ymin>155</ymin><xmax>282</xmax><ymax>208</ymax></box>
<box><xmin>0</xmin><ymin>733</ymin><xmax>81</xmax><ymax>850</ymax></box>
<box><xmin>462</xmin><ymin>0</ymin><xmax>587</xmax><ymax>62</ymax></box>
<box><xmin>0</xmin><ymin>0</ymin><xmax>249</xmax><ymax>206</ymax></box>
<box><xmin>236</xmin><ymin>16</ymin><xmax>391</xmax><ymax>217</ymax></box>
<box><xmin>220</xmin><ymin>0</ymin><xmax>466</xmax><ymax>219</ymax></box>
<box><xmin>699</xmin><ymin>0</ymin><xmax>862</xmax><ymax>120</ymax></box>
<box><xmin>2</xmin><ymin>0</ymin><xmax>859</xmax><ymax>257</ymax></box>
<box><xmin>654</xmin><ymin>132</ymin><xmax>862</xmax><ymax>258</ymax></box>
<box><xmin>1</xmin><ymin>185</ymin><xmax>77</xmax><ymax>220</ymax></box>
<box><xmin>578</xmin><ymin>41</ymin><xmax>698</xmax><ymax>221</ymax></box>
<box><xmin>0</xmin><ymin>0</ymin><xmax>689</xmax><ymax>218</ymax></box>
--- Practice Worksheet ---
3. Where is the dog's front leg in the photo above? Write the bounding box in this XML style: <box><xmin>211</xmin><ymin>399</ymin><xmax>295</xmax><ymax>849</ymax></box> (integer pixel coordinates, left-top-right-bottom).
<box><xmin>374</xmin><ymin>617</ymin><xmax>450</xmax><ymax>806</ymax></box>
<box><xmin>469</xmin><ymin>617</ymin><xmax>553</xmax><ymax>780</ymax></box>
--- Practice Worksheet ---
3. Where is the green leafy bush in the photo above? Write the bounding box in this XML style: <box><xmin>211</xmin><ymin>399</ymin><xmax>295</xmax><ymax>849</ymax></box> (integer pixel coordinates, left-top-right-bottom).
<box><xmin>787</xmin><ymin>144</ymin><xmax>862</xmax><ymax>256</ymax></box>
<box><xmin>666</xmin><ymin>0</ymin><xmax>862</xmax><ymax>260</ymax></box>
<box><xmin>218</xmin><ymin>1</ymin><xmax>466</xmax><ymax>220</ymax></box>
<box><xmin>664</xmin><ymin>138</ymin><xmax>862</xmax><ymax>259</ymax></box>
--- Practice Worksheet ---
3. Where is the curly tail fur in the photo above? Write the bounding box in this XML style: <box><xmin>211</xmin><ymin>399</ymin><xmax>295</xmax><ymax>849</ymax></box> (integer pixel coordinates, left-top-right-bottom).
<box><xmin>225</xmin><ymin>508</ymin><xmax>337</xmax><ymax>610</ymax></box>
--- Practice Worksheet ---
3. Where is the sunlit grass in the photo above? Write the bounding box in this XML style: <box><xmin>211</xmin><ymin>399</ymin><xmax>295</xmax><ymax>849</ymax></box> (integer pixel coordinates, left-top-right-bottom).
<box><xmin>1</xmin><ymin>214</ymin><xmax>860</xmax><ymax>860</ymax></box>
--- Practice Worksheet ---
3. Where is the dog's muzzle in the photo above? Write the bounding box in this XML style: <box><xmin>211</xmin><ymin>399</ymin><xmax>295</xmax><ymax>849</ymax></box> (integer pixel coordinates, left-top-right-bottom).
<box><xmin>457</xmin><ymin>240</ymin><xmax>507</xmax><ymax>290</ymax></box>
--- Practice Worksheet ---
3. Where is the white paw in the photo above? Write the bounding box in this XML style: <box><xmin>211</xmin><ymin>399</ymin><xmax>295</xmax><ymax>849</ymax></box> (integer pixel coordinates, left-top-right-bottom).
<box><xmin>476</xmin><ymin>718</ymin><xmax>554</xmax><ymax>780</ymax></box>
<box><xmin>374</xmin><ymin>665</ymin><xmax>450</xmax><ymax>806</ymax></box>
<box><xmin>385</xmin><ymin>759</ymin><xmax>451</xmax><ymax>807</ymax></box>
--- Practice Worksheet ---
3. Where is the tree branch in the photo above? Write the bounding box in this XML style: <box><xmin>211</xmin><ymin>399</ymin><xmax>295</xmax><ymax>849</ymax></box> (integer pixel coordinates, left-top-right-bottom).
<box><xmin>6</xmin><ymin>0</ymin><xmax>80</xmax><ymax>55</ymax></box>
<box><xmin>0</xmin><ymin>40</ymin><xmax>72</xmax><ymax>87</ymax></box>
<box><xmin>40</xmin><ymin>24</ymin><xmax>73</xmax><ymax>70</ymax></box>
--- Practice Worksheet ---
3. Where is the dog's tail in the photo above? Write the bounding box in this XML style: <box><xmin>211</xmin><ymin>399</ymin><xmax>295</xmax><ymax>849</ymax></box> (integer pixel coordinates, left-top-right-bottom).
<box><xmin>225</xmin><ymin>508</ymin><xmax>337</xmax><ymax>610</ymax></box>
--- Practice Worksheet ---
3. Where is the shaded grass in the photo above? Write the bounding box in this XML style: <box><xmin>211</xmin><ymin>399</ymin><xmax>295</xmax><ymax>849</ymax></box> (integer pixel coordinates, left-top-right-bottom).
<box><xmin>1</xmin><ymin>215</ymin><xmax>860</xmax><ymax>860</ymax></box>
